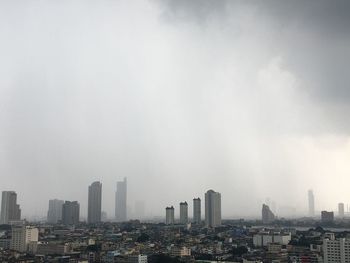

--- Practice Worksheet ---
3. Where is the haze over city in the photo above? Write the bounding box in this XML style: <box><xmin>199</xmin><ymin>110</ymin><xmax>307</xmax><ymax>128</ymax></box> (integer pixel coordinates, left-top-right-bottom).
<box><xmin>1</xmin><ymin>0</ymin><xmax>350</xmax><ymax>220</ymax></box>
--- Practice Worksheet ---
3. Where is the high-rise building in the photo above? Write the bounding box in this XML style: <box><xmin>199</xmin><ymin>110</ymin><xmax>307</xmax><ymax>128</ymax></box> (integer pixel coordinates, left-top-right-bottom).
<box><xmin>88</xmin><ymin>181</ymin><xmax>102</xmax><ymax>224</ymax></box>
<box><xmin>323</xmin><ymin>235</ymin><xmax>350</xmax><ymax>263</ymax></box>
<box><xmin>179</xmin><ymin>202</ymin><xmax>188</xmax><ymax>224</ymax></box>
<box><xmin>115</xmin><ymin>178</ymin><xmax>127</xmax><ymax>222</ymax></box>
<box><xmin>205</xmin><ymin>190</ymin><xmax>221</xmax><ymax>228</ymax></box>
<box><xmin>321</xmin><ymin>211</ymin><xmax>334</xmax><ymax>224</ymax></box>
<box><xmin>166</xmin><ymin>206</ymin><xmax>174</xmax><ymax>225</ymax></box>
<box><xmin>47</xmin><ymin>199</ymin><xmax>64</xmax><ymax>224</ymax></box>
<box><xmin>10</xmin><ymin>225</ymin><xmax>38</xmax><ymax>252</ymax></box>
<box><xmin>262</xmin><ymin>204</ymin><xmax>275</xmax><ymax>224</ymax></box>
<box><xmin>193</xmin><ymin>198</ymin><xmax>201</xmax><ymax>224</ymax></box>
<box><xmin>308</xmin><ymin>189</ymin><xmax>315</xmax><ymax>217</ymax></box>
<box><xmin>62</xmin><ymin>201</ymin><xmax>80</xmax><ymax>225</ymax></box>
<box><xmin>0</xmin><ymin>191</ymin><xmax>21</xmax><ymax>224</ymax></box>
<box><xmin>338</xmin><ymin>203</ymin><xmax>345</xmax><ymax>218</ymax></box>
<box><xmin>134</xmin><ymin>201</ymin><xmax>145</xmax><ymax>220</ymax></box>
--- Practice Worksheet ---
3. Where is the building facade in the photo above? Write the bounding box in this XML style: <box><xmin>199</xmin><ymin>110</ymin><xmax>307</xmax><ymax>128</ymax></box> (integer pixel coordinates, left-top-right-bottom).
<box><xmin>205</xmin><ymin>190</ymin><xmax>221</xmax><ymax>228</ymax></box>
<box><xmin>115</xmin><ymin>178</ymin><xmax>127</xmax><ymax>222</ymax></box>
<box><xmin>88</xmin><ymin>181</ymin><xmax>102</xmax><ymax>224</ymax></box>
<box><xmin>62</xmin><ymin>201</ymin><xmax>80</xmax><ymax>225</ymax></box>
<box><xmin>308</xmin><ymin>189</ymin><xmax>315</xmax><ymax>217</ymax></box>
<box><xmin>47</xmin><ymin>199</ymin><xmax>64</xmax><ymax>224</ymax></box>
<box><xmin>179</xmin><ymin>202</ymin><xmax>188</xmax><ymax>224</ymax></box>
<box><xmin>262</xmin><ymin>204</ymin><xmax>275</xmax><ymax>224</ymax></box>
<box><xmin>321</xmin><ymin>211</ymin><xmax>334</xmax><ymax>224</ymax></box>
<box><xmin>0</xmin><ymin>191</ymin><xmax>21</xmax><ymax>224</ymax></box>
<box><xmin>10</xmin><ymin>226</ymin><xmax>38</xmax><ymax>252</ymax></box>
<box><xmin>193</xmin><ymin>198</ymin><xmax>201</xmax><ymax>224</ymax></box>
<box><xmin>323</xmin><ymin>236</ymin><xmax>350</xmax><ymax>263</ymax></box>
<box><xmin>166</xmin><ymin>206</ymin><xmax>175</xmax><ymax>225</ymax></box>
<box><xmin>339</xmin><ymin>203</ymin><xmax>345</xmax><ymax>218</ymax></box>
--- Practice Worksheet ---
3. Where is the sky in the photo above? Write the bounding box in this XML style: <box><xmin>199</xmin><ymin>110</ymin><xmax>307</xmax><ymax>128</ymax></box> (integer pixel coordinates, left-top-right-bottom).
<box><xmin>0</xmin><ymin>0</ymin><xmax>350</xmax><ymax>220</ymax></box>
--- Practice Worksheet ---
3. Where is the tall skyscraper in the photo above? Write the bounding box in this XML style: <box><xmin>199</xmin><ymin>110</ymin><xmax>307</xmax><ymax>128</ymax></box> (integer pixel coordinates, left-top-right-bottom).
<box><xmin>62</xmin><ymin>201</ymin><xmax>80</xmax><ymax>225</ymax></box>
<box><xmin>338</xmin><ymin>203</ymin><xmax>345</xmax><ymax>218</ymax></box>
<box><xmin>262</xmin><ymin>204</ymin><xmax>275</xmax><ymax>224</ymax></box>
<box><xmin>115</xmin><ymin>178</ymin><xmax>127</xmax><ymax>222</ymax></box>
<box><xmin>166</xmin><ymin>206</ymin><xmax>175</xmax><ymax>225</ymax></box>
<box><xmin>0</xmin><ymin>191</ymin><xmax>21</xmax><ymax>224</ymax></box>
<box><xmin>179</xmin><ymin>202</ymin><xmax>188</xmax><ymax>224</ymax></box>
<box><xmin>205</xmin><ymin>190</ymin><xmax>221</xmax><ymax>228</ymax></box>
<box><xmin>47</xmin><ymin>199</ymin><xmax>64</xmax><ymax>224</ymax></box>
<box><xmin>308</xmin><ymin>189</ymin><xmax>315</xmax><ymax>217</ymax></box>
<box><xmin>10</xmin><ymin>225</ymin><xmax>38</xmax><ymax>252</ymax></box>
<box><xmin>193</xmin><ymin>198</ymin><xmax>201</xmax><ymax>224</ymax></box>
<box><xmin>88</xmin><ymin>181</ymin><xmax>102</xmax><ymax>224</ymax></box>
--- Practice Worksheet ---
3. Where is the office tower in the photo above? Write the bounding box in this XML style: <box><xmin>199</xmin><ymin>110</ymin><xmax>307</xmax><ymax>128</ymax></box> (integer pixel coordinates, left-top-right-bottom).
<box><xmin>62</xmin><ymin>201</ymin><xmax>80</xmax><ymax>225</ymax></box>
<box><xmin>0</xmin><ymin>191</ymin><xmax>21</xmax><ymax>224</ymax></box>
<box><xmin>179</xmin><ymin>202</ymin><xmax>188</xmax><ymax>224</ymax></box>
<box><xmin>47</xmin><ymin>199</ymin><xmax>64</xmax><ymax>224</ymax></box>
<box><xmin>262</xmin><ymin>204</ymin><xmax>275</xmax><ymax>224</ymax></box>
<box><xmin>88</xmin><ymin>181</ymin><xmax>102</xmax><ymax>224</ymax></box>
<box><xmin>115</xmin><ymin>178</ymin><xmax>127</xmax><ymax>222</ymax></box>
<box><xmin>135</xmin><ymin>201</ymin><xmax>145</xmax><ymax>220</ymax></box>
<box><xmin>205</xmin><ymin>190</ymin><xmax>221</xmax><ymax>228</ymax></box>
<box><xmin>321</xmin><ymin>211</ymin><xmax>334</xmax><ymax>224</ymax></box>
<box><xmin>10</xmin><ymin>225</ymin><xmax>38</xmax><ymax>252</ymax></box>
<box><xmin>308</xmin><ymin>189</ymin><xmax>315</xmax><ymax>217</ymax></box>
<box><xmin>193</xmin><ymin>198</ymin><xmax>201</xmax><ymax>224</ymax></box>
<box><xmin>166</xmin><ymin>206</ymin><xmax>175</xmax><ymax>225</ymax></box>
<box><xmin>339</xmin><ymin>203</ymin><xmax>345</xmax><ymax>218</ymax></box>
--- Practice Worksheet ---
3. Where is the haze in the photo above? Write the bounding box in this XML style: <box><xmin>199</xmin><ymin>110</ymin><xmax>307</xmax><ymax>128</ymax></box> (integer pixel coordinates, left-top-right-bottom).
<box><xmin>0</xmin><ymin>0</ymin><xmax>350</xmax><ymax>220</ymax></box>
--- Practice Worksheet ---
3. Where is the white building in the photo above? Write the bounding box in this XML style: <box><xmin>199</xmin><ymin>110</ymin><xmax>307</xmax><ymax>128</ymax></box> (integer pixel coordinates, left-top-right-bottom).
<box><xmin>323</xmin><ymin>236</ymin><xmax>350</xmax><ymax>263</ymax></box>
<box><xmin>205</xmin><ymin>190</ymin><xmax>221</xmax><ymax>228</ymax></box>
<box><xmin>179</xmin><ymin>202</ymin><xmax>188</xmax><ymax>224</ymax></box>
<box><xmin>170</xmin><ymin>246</ymin><xmax>191</xmax><ymax>257</ymax></box>
<box><xmin>10</xmin><ymin>225</ymin><xmax>39</xmax><ymax>252</ymax></box>
<box><xmin>253</xmin><ymin>232</ymin><xmax>291</xmax><ymax>247</ymax></box>
<box><xmin>193</xmin><ymin>198</ymin><xmax>201</xmax><ymax>224</ymax></box>
<box><xmin>166</xmin><ymin>206</ymin><xmax>174</xmax><ymax>225</ymax></box>
<box><xmin>127</xmin><ymin>254</ymin><xmax>148</xmax><ymax>263</ymax></box>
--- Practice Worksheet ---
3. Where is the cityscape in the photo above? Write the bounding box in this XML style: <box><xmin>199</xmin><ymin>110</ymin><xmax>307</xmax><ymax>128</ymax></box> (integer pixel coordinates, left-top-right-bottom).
<box><xmin>1</xmin><ymin>0</ymin><xmax>350</xmax><ymax>262</ymax></box>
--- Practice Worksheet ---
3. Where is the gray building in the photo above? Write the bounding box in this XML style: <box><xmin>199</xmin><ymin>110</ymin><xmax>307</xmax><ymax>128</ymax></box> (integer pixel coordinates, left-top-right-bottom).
<box><xmin>0</xmin><ymin>191</ymin><xmax>21</xmax><ymax>224</ymax></box>
<box><xmin>205</xmin><ymin>190</ymin><xmax>221</xmax><ymax>228</ymax></box>
<box><xmin>88</xmin><ymin>181</ymin><xmax>102</xmax><ymax>224</ymax></box>
<box><xmin>338</xmin><ymin>203</ymin><xmax>345</xmax><ymax>218</ymax></box>
<box><xmin>166</xmin><ymin>206</ymin><xmax>174</xmax><ymax>225</ymax></box>
<box><xmin>62</xmin><ymin>201</ymin><xmax>80</xmax><ymax>225</ymax></box>
<box><xmin>262</xmin><ymin>204</ymin><xmax>275</xmax><ymax>224</ymax></box>
<box><xmin>308</xmin><ymin>189</ymin><xmax>315</xmax><ymax>217</ymax></box>
<box><xmin>115</xmin><ymin>178</ymin><xmax>127</xmax><ymax>222</ymax></box>
<box><xmin>47</xmin><ymin>199</ymin><xmax>64</xmax><ymax>224</ymax></box>
<box><xmin>193</xmin><ymin>198</ymin><xmax>201</xmax><ymax>224</ymax></box>
<box><xmin>179</xmin><ymin>202</ymin><xmax>188</xmax><ymax>224</ymax></box>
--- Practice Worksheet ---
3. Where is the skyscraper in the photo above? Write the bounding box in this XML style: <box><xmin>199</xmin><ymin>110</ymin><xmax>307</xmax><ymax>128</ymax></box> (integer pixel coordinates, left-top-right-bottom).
<box><xmin>308</xmin><ymin>189</ymin><xmax>315</xmax><ymax>217</ymax></box>
<box><xmin>47</xmin><ymin>199</ymin><xmax>64</xmax><ymax>224</ymax></box>
<box><xmin>115</xmin><ymin>178</ymin><xmax>127</xmax><ymax>222</ymax></box>
<box><xmin>193</xmin><ymin>198</ymin><xmax>201</xmax><ymax>224</ymax></box>
<box><xmin>62</xmin><ymin>201</ymin><xmax>80</xmax><ymax>225</ymax></box>
<box><xmin>262</xmin><ymin>204</ymin><xmax>275</xmax><ymax>224</ymax></box>
<box><xmin>205</xmin><ymin>190</ymin><xmax>221</xmax><ymax>228</ymax></box>
<box><xmin>0</xmin><ymin>191</ymin><xmax>21</xmax><ymax>224</ymax></box>
<box><xmin>179</xmin><ymin>202</ymin><xmax>188</xmax><ymax>224</ymax></box>
<box><xmin>338</xmin><ymin>203</ymin><xmax>345</xmax><ymax>218</ymax></box>
<box><xmin>88</xmin><ymin>181</ymin><xmax>102</xmax><ymax>224</ymax></box>
<box><xmin>166</xmin><ymin>206</ymin><xmax>175</xmax><ymax>225</ymax></box>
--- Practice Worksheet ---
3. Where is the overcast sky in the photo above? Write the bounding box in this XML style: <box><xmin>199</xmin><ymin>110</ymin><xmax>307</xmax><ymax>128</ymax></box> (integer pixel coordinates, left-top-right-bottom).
<box><xmin>0</xmin><ymin>0</ymin><xmax>350</xmax><ymax>220</ymax></box>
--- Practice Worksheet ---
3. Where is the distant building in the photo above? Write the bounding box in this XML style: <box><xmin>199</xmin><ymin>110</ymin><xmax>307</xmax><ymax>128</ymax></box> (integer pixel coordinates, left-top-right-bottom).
<box><xmin>323</xmin><ymin>235</ymin><xmax>350</xmax><ymax>263</ymax></box>
<box><xmin>0</xmin><ymin>191</ymin><xmax>21</xmax><ymax>224</ymax></box>
<box><xmin>36</xmin><ymin>242</ymin><xmax>70</xmax><ymax>255</ymax></box>
<box><xmin>321</xmin><ymin>211</ymin><xmax>334</xmax><ymax>224</ymax></box>
<box><xmin>179</xmin><ymin>202</ymin><xmax>188</xmax><ymax>224</ymax></box>
<box><xmin>115</xmin><ymin>178</ymin><xmax>127</xmax><ymax>222</ymax></box>
<box><xmin>62</xmin><ymin>201</ymin><xmax>80</xmax><ymax>225</ymax></box>
<box><xmin>88</xmin><ymin>181</ymin><xmax>102</xmax><ymax>224</ymax></box>
<box><xmin>262</xmin><ymin>204</ymin><xmax>275</xmax><ymax>224</ymax></box>
<box><xmin>338</xmin><ymin>203</ymin><xmax>345</xmax><ymax>218</ymax></box>
<box><xmin>10</xmin><ymin>225</ymin><xmax>38</xmax><ymax>252</ymax></box>
<box><xmin>205</xmin><ymin>189</ymin><xmax>221</xmax><ymax>228</ymax></box>
<box><xmin>308</xmin><ymin>189</ymin><xmax>315</xmax><ymax>217</ymax></box>
<box><xmin>127</xmin><ymin>254</ymin><xmax>148</xmax><ymax>263</ymax></box>
<box><xmin>47</xmin><ymin>199</ymin><xmax>64</xmax><ymax>224</ymax></box>
<box><xmin>135</xmin><ymin>201</ymin><xmax>145</xmax><ymax>220</ymax></box>
<box><xmin>170</xmin><ymin>246</ymin><xmax>191</xmax><ymax>257</ymax></box>
<box><xmin>253</xmin><ymin>232</ymin><xmax>291</xmax><ymax>247</ymax></box>
<box><xmin>166</xmin><ymin>206</ymin><xmax>174</xmax><ymax>225</ymax></box>
<box><xmin>193</xmin><ymin>198</ymin><xmax>201</xmax><ymax>224</ymax></box>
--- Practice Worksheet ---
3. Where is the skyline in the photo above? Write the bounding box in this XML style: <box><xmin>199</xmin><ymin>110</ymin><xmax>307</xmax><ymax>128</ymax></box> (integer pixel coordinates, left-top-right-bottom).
<box><xmin>0</xmin><ymin>0</ymin><xmax>350</xmax><ymax>219</ymax></box>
